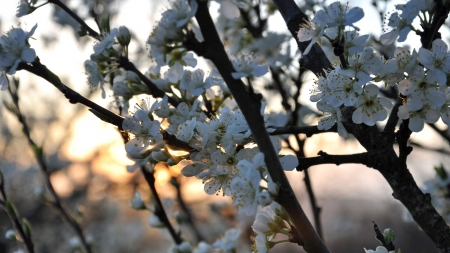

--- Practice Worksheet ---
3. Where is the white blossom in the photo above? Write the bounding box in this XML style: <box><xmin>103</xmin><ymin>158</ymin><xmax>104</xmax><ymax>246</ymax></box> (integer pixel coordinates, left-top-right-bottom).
<box><xmin>418</xmin><ymin>39</ymin><xmax>450</xmax><ymax>85</ymax></box>
<box><xmin>212</xmin><ymin>229</ymin><xmax>240</xmax><ymax>252</ymax></box>
<box><xmin>316</xmin><ymin>101</ymin><xmax>348</xmax><ymax>137</ymax></box>
<box><xmin>231</xmin><ymin>53</ymin><xmax>269</xmax><ymax>79</ymax></box>
<box><xmin>84</xmin><ymin>60</ymin><xmax>106</xmax><ymax>98</ymax></box>
<box><xmin>352</xmin><ymin>84</ymin><xmax>392</xmax><ymax>126</ymax></box>
<box><xmin>297</xmin><ymin>11</ymin><xmax>337</xmax><ymax>55</ymax></box>
<box><xmin>0</xmin><ymin>24</ymin><xmax>37</xmax><ymax>75</ymax></box>
<box><xmin>92</xmin><ymin>28</ymin><xmax>118</xmax><ymax>56</ymax></box>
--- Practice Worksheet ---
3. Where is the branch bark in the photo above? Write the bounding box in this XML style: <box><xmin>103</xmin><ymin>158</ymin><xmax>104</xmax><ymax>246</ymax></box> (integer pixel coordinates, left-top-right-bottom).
<box><xmin>190</xmin><ymin>1</ymin><xmax>329</xmax><ymax>252</ymax></box>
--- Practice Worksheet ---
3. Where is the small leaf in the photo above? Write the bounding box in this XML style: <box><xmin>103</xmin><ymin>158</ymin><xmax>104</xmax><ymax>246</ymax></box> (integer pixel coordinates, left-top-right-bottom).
<box><xmin>100</xmin><ymin>15</ymin><xmax>110</xmax><ymax>33</ymax></box>
<box><xmin>5</xmin><ymin>200</ymin><xmax>18</xmax><ymax>220</ymax></box>
<box><xmin>434</xmin><ymin>164</ymin><xmax>448</xmax><ymax>180</ymax></box>
<box><xmin>22</xmin><ymin>218</ymin><xmax>32</xmax><ymax>238</ymax></box>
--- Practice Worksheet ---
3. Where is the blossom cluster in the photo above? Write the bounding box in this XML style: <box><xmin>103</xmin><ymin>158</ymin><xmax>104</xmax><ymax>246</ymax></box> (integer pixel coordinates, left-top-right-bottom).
<box><xmin>299</xmin><ymin>1</ymin><xmax>450</xmax><ymax>133</ymax></box>
<box><xmin>0</xmin><ymin>24</ymin><xmax>37</xmax><ymax>90</ymax></box>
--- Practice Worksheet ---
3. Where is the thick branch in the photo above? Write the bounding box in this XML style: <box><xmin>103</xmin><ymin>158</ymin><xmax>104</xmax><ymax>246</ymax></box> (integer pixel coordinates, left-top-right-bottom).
<box><xmin>296</xmin><ymin>151</ymin><xmax>370</xmax><ymax>171</ymax></box>
<box><xmin>192</xmin><ymin>1</ymin><xmax>329</xmax><ymax>252</ymax></box>
<box><xmin>272</xmin><ymin>0</ymin><xmax>333</xmax><ymax>76</ymax></box>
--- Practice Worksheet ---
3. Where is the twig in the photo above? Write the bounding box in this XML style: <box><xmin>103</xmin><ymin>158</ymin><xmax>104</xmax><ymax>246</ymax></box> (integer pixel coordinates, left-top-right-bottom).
<box><xmin>117</xmin><ymin>56</ymin><xmax>180</xmax><ymax>107</ymax></box>
<box><xmin>170</xmin><ymin>177</ymin><xmax>204</xmax><ymax>243</ymax></box>
<box><xmin>269</xmin><ymin>125</ymin><xmax>337</xmax><ymax>137</ymax></box>
<box><xmin>17</xmin><ymin>59</ymin><xmax>125</xmax><ymax>128</ymax></box>
<box><xmin>0</xmin><ymin>169</ymin><xmax>35</xmax><ymax>253</ymax></box>
<box><xmin>296</xmin><ymin>151</ymin><xmax>370</xmax><ymax>171</ymax></box>
<box><xmin>7</xmin><ymin>84</ymin><xmax>92</xmax><ymax>253</ymax></box>
<box><xmin>140</xmin><ymin>166</ymin><xmax>182</xmax><ymax>244</ymax></box>
<box><xmin>48</xmin><ymin>0</ymin><xmax>101</xmax><ymax>40</ymax></box>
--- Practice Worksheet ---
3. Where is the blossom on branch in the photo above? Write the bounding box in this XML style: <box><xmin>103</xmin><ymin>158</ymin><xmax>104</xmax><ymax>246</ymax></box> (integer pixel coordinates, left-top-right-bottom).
<box><xmin>0</xmin><ymin>24</ymin><xmax>37</xmax><ymax>75</ymax></box>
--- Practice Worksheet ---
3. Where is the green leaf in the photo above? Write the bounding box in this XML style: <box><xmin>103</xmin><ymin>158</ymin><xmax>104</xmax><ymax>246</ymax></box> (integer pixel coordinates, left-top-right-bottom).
<box><xmin>77</xmin><ymin>27</ymin><xmax>88</xmax><ymax>37</ymax></box>
<box><xmin>5</xmin><ymin>200</ymin><xmax>18</xmax><ymax>220</ymax></box>
<box><xmin>22</xmin><ymin>218</ymin><xmax>32</xmax><ymax>238</ymax></box>
<box><xmin>434</xmin><ymin>164</ymin><xmax>448</xmax><ymax>180</ymax></box>
<box><xmin>100</xmin><ymin>15</ymin><xmax>110</xmax><ymax>33</ymax></box>
<box><xmin>32</xmin><ymin>144</ymin><xmax>43</xmax><ymax>158</ymax></box>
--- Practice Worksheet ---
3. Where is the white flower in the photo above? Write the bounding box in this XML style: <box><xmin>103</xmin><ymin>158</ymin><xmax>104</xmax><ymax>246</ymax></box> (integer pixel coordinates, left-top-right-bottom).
<box><xmin>398</xmin><ymin>104</ymin><xmax>440</xmax><ymax>132</ymax></box>
<box><xmin>167</xmin><ymin>50</ymin><xmax>197</xmax><ymax>83</ymax></box>
<box><xmin>148</xmin><ymin>213</ymin><xmax>165</xmax><ymax>228</ymax></box>
<box><xmin>380</xmin><ymin>11</ymin><xmax>416</xmax><ymax>44</ymax></box>
<box><xmin>326</xmin><ymin>70</ymin><xmax>362</xmax><ymax>107</ymax></box>
<box><xmin>231</xmin><ymin>155</ymin><xmax>263</xmax><ymax>215</ymax></box>
<box><xmin>193</xmin><ymin>242</ymin><xmax>213</xmax><ymax>253</ymax></box>
<box><xmin>212</xmin><ymin>229</ymin><xmax>241</xmax><ymax>252</ymax></box>
<box><xmin>179</xmin><ymin>69</ymin><xmax>212</xmax><ymax>96</ymax></box>
<box><xmin>364</xmin><ymin>246</ymin><xmax>395</xmax><ymax>253</ymax></box>
<box><xmin>418</xmin><ymin>39</ymin><xmax>450</xmax><ymax>85</ymax></box>
<box><xmin>5</xmin><ymin>230</ymin><xmax>16</xmax><ymax>240</ymax></box>
<box><xmin>340</xmin><ymin>47</ymin><xmax>383</xmax><ymax>86</ymax></box>
<box><xmin>439</xmin><ymin>88</ymin><xmax>450</xmax><ymax>125</ymax></box>
<box><xmin>323</xmin><ymin>2</ymin><xmax>364</xmax><ymax>29</ymax></box>
<box><xmin>162</xmin><ymin>0</ymin><xmax>198</xmax><ymax>29</ymax></box>
<box><xmin>0</xmin><ymin>24</ymin><xmax>37</xmax><ymax>75</ymax></box>
<box><xmin>231</xmin><ymin>53</ymin><xmax>269</xmax><ymax>79</ymax></box>
<box><xmin>398</xmin><ymin>66</ymin><xmax>446</xmax><ymax>111</ymax></box>
<box><xmin>316</xmin><ymin>101</ymin><xmax>348</xmax><ymax>137</ymax></box>
<box><xmin>252</xmin><ymin>234</ymin><xmax>269</xmax><ymax>253</ymax></box>
<box><xmin>252</xmin><ymin>202</ymin><xmax>278</xmax><ymax>236</ymax></box>
<box><xmin>130</xmin><ymin>191</ymin><xmax>146</xmax><ymax>210</ymax></box>
<box><xmin>84</xmin><ymin>60</ymin><xmax>106</xmax><ymax>98</ymax></box>
<box><xmin>0</xmin><ymin>72</ymin><xmax>9</xmax><ymax>91</ymax></box>
<box><xmin>343</xmin><ymin>31</ymin><xmax>369</xmax><ymax>54</ymax></box>
<box><xmin>216</xmin><ymin>0</ymin><xmax>246</xmax><ymax>19</ymax></box>
<box><xmin>169</xmin><ymin>241</ymin><xmax>192</xmax><ymax>253</ymax></box>
<box><xmin>16</xmin><ymin>0</ymin><xmax>32</xmax><ymax>17</ymax></box>
<box><xmin>352</xmin><ymin>84</ymin><xmax>392</xmax><ymax>126</ymax></box>
<box><xmin>122</xmin><ymin>109</ymin><xmax>162</xmax><ymax>155</ymax></box>
<box><xmin>92</xmin><ymin>28</ymin><xmax>118</xmax><ymax>56</ymax></box>
<box><xmin>176</xmin><ymin>118</ymin><xmax>197</xmax><ymax>143</ymax></box>
<box><xmin>297</xmin><ymin>10</ymin><xmax>337</xmax><ymax>55</ymax></box>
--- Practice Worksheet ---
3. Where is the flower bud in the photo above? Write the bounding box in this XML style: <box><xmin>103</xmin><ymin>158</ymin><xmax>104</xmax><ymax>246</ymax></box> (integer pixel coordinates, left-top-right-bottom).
<box><xmin>130</xmin><ymin>192</ymin><xmax>146</xmax><ymax>210</ymax></box>
<box><xmin>383</xmin><ymin>228</ymin><xmax>395</xmax><ymax>245</ymax></box>
<box><xmin>117</xmin><ymin>26</ymin><xmax>131</xmax><ymax>47</ymax></box>
<box><xmin>5</xmin><ymin>230</ymin><xmax>17</xmax><ymax>241</ymax></box>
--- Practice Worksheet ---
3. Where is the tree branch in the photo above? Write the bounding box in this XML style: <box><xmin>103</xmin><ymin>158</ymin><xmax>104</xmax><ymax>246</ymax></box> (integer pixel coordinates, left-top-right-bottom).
<box><xmin>118</xmin><ymin>56</ymin><xmax>180</xmax><ymax>107</ymax></box>
<box><xmin>272</xmin><ymin>0</ymin><xmax>333</xmax><ymax>76</ymax></box>
<box><xmin>296</xmin><ymin>151</ymin><xmax>370</xmax><ymax>172</ymax></box>
<box><xmin>18</xmin><ymin>59</ymin><xmax>124</xmax><ymax>128</ymax></box>
<box><xmin>191</xmin><ymin>1</ymin><xmax>329</xmax><ymax>252</ymax></box>
<box><xmin>269</xmin><ymin>125</ymin><xmax>337</xmax><ymax>137</ymax></box>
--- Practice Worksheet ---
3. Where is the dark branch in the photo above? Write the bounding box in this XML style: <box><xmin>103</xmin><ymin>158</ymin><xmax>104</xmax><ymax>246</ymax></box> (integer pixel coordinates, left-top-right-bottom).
<box><xmin>270</xmin><ymin>125</ymin><xmax>337</xmax><ymax>137</ymax></box>
<box><xmin>118</xmin><ymin>56</ymin><xmax>180</xmax><ymax>107</ymax></box>
<box><xmin>297</xmin><ymin>151</ymin><xmax>370</xmax><ymax>172</ymax></box>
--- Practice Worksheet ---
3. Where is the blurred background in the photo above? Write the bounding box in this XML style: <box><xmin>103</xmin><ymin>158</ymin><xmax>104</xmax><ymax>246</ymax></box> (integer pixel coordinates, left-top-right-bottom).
<box><xmin>0</xmin><ymin>0</ymin><xmax>449</xmax><ymax>252</ymax></box>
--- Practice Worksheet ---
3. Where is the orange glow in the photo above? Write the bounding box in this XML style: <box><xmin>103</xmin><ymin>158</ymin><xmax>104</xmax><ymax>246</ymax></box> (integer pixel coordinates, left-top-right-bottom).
<box><xmin>50</xmin><ymin>171</ymin><xmax>75</xmax><ymax>198</ymax></box>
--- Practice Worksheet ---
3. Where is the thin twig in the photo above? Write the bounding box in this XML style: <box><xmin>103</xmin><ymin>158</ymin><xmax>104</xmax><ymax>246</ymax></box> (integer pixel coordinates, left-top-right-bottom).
<box><xmin>7</xmin><ymin>84</ymin><xmax>92</xmax><ymax>253</ymax></box>
<box><xmin>171</xmin><ymin>177</ymin><xmax>204</xmax><ymax>243</ymax></box>
<box><xmin>0</xmin><ymin>168</ymin><xmax>35</xmax><ymax>253</ymax></box>
<box><xmin>140</xmin><ymin>166</ymin><xmax>182</xmax><ymax>244</ymax></box>
<box><xmin>269</xmin><ymin>125</ymin><xmax>337</xmax><ymax>137</ymax></box>
<box><xmin>48</xmin><ymin>0</ymin><xmax>101</xmax><ymax>40</ymax></box>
